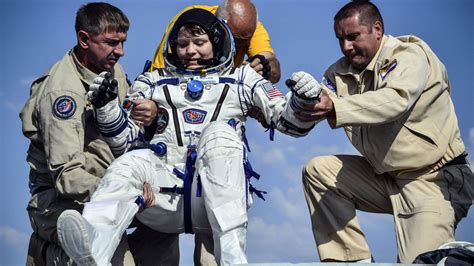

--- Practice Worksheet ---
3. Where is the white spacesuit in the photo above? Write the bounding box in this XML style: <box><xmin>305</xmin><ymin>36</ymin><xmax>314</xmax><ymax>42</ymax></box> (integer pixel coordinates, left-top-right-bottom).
<box><xmin>57</xmin><ymin>8</ymin><xmax>321</xmax><ymax>266</ymax></box>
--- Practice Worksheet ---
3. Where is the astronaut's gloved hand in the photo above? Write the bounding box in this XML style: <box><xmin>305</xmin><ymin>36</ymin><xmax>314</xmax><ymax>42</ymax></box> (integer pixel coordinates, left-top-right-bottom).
<box><xmin>286</xmin><ymin>71</ymin><xmax>322</xmax><ymax>112</ymax></box>
<box><xmin>87</xmin><ymin>71</ymin><xmax>119</xmax><ymax>108</ymax></box>
<box><xmin>286</xmin><ymin>71</ymin><xmax>322</xmax><ymax>100</ymax></box>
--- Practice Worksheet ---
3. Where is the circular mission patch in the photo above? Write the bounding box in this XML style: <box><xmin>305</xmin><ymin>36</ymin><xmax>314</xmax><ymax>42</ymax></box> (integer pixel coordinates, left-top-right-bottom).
<box><xmin>53</xmin><ymin>95</ymin><xmax>77</xmax><ymax>119</ymax></box>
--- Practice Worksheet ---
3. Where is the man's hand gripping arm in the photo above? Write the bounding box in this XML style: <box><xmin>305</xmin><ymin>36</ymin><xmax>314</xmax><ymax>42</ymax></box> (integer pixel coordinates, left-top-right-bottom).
<box><xmin>277</xmin><ymin>71</ymin><xmax>326</xmax><ymax>136</ymax></box>
<box><xmin>288</xmin><ymin>71</ymin><xmax>335</xmax><ymax>125</ymax></box>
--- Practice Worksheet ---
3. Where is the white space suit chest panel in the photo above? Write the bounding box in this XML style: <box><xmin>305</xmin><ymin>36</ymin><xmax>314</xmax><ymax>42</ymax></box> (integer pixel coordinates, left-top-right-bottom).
<box><xmin>152</xmin><ymin>80</ymin><xmax>245</xmax><ymax>145</ymax></box>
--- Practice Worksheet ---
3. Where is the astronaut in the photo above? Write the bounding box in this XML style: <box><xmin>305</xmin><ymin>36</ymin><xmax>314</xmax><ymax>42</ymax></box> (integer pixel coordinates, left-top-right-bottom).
<box><xmin>57</xmin><ymin>8</ymin><xmax>321</xmax><ymax>266</ymax></box>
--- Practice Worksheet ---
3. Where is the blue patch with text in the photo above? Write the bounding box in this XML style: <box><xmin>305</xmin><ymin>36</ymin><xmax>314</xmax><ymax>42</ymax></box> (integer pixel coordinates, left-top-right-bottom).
<box><xmin>53</xmin><ymin>95</ymin><xmax>76</xmax><ymax>119</ymax></box>
<box><xmin>183</xmin><ymin>108</ymin><xmax>207</xmax><ymax>124</ymax></box>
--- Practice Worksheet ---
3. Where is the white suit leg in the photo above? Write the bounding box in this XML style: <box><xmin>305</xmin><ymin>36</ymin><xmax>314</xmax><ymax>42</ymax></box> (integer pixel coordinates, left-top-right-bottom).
<box><xmin>57</xmin><ymin>202</ymin><xmax>138</xmax><ymax>266</ymax></box>
<box><xmin>58</xmin><ymin>149</ymin><xmax>165</xmax><ymax>265</ymax></box>
<box><xmin>196</xmin><ymin>121</ymin><xmax>248</xmax><ymax>265</ymax></box>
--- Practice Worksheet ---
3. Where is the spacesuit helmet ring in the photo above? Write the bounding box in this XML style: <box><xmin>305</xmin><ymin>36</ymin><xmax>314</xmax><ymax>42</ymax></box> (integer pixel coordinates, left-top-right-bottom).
<box><xmin>164</xmin><ymin>8</ymin><xmax>235</xmax><ymax>75</ymax></box>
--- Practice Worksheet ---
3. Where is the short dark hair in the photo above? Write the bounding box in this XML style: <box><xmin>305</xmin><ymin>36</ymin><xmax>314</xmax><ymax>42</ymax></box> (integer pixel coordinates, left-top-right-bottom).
<box><xmin>75</xmin><ymin>2</ymin><xmax>129</xmax><ymax>36</ymax></box>
<box><xmin>334</xmin><ymin>0</ymin><xmax>384</xmax><ymax>33</ymax></box>
<box><xmin>180</xmin><ymin>24</ymin><xmax>208</xmax><ymax>38</ymax></box>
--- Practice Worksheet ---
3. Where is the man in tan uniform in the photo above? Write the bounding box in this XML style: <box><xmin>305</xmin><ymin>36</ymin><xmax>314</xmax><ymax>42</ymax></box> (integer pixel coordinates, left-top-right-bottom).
<box><xmin>20</xmin><ymin>3</ymin><xmax>177</xmax><ymax>265</ymax></box>
<box><xmin>288</xmin><ymin>1</ymin><xmax>473</xmax><ymax>263</ymax></box>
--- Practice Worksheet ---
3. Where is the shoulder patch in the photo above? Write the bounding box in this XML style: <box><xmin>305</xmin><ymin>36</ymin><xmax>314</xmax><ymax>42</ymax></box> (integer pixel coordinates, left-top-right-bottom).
<box><xmin>183</xmin><ymin>108</ymin><xmax>207</xmax><ymax>124</ymax></box>
<box><xmin>322</xmin><ymin>77</ymin><xmax>337</xmax><ymax>93</ymax></box>
<box><xmin>53</xmin><ymin>95</ymin><xmax>76</xmax><ymax>119</ymax></box>
<box><xmin>379</xmin><ymin>59</ymin><xmax>397</xmax><ymax>80</ymax></box>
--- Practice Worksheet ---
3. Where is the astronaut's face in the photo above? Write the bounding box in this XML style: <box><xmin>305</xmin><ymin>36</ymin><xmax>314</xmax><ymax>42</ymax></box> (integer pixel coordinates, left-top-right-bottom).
<box><xmin>334</xmin><ymin>15</ymin><xmax>382</xmax><ymax>71</ymax></box>
<box><xmin>80</xmin><ymin>29</ymin><xmax>127</xmax><ymax>74</ymax></box>
<box><xmin>176</xmin><ymin>25</ymin><xmax>214</xmax><ymax>70</ymax></box>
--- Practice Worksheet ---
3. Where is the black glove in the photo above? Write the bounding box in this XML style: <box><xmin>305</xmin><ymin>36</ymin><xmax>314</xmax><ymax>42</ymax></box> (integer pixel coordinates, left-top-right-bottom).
<box><xmin>247</xmin><ymin>54</ymin><xmax>271</xmax><ymax>80</ymax></box>
<box><xmin>87</xmin><ymin>71</ymin><xmax>119</xmax><ymax>108</ymax></box>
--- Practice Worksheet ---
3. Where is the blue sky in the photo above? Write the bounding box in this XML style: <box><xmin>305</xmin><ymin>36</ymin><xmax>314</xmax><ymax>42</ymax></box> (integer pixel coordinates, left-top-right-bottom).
<box><xmin>1</xmin><ymin>0</ymin><xmax>473</xmax><ymax>265</ymax></box>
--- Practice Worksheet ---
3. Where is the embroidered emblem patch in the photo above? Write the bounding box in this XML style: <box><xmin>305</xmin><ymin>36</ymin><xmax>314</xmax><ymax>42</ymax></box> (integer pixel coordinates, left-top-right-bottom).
<box><xmin>156</xmin><ymin>108</ymin><xmax>169</xmax><ymax>134</ymax></box>
<box><xmin>380</xmin><ymin>59</ymin><xmax>398</xmax><ymax>80</ymax></box>
<box><xmin>322</xmin><ymin>77</ymin><xmax>337</xmax><ymax>93</ymax></box>
<box><xmin>261</xmin><ymin>82</ymin><xmax>283</xmax><ymax>98</ymax></box>
<box><xmin>53</xmin><ymin>95</ymin><xmax>76</xmax><ymax>119</ymax></box>
<box><xmin>183</xmin><ymin>108</ymin><xmax>207</xmax><ymax>124</ymax></box>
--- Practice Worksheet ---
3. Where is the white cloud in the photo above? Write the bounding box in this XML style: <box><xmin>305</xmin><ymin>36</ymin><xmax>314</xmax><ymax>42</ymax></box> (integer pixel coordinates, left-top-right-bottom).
<box><xmin>1</xmin><ymin>77</ymin><xmax>35</xmax><ymax>113</ymax></box>
<box><xmin>248</xmin><ymin>137</ymin><xmax>357</xmax><ymax>169</ymax></box>
<box><xmin>246</xmin><ymin>199</ymin><xmax>399</xmax><ymax>263</ymax></box>
<box><xmin>245</xmin><ymin>169</ymin><xmax>319</xmax><ymax>262</ymax></box>
<box><xmin>248</xmin><ymin>139</ymin><xmax>289</xmax><ymax>166</ymax></box>
<box><xmin>281</xmin><ymin>164</ymin><xmax>303</xmax><ymax>185</ymax></box>
<box><xmin>246</xmin><ymin>216</ymin><xmax>317</xmax><ymax>262</ymax></box>
<box><xmin>267</xmin><ymin>187</ymin><xmax>308</xmax><ymax>223</ymax></box>
<box><xmin>260</xmin><ymin>147</ymin><xmax>286</xmax><ymax>165</ymax></box>
<box><xmin>0</xmin><ymin>225</ymin><xmax>29</xmax><ymax>251</ymax></box>
<box><xmin>245</xmin><ymin>164</ymin><xmax>402</xmax><ymax>263</ymax></box>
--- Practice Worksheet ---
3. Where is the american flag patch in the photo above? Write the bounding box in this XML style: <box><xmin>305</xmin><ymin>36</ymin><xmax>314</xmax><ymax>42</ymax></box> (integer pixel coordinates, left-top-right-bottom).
<box><xmin>261</xmin><ymin>82</ymin><xmax>283</xmax><ymax>98</ymax></box>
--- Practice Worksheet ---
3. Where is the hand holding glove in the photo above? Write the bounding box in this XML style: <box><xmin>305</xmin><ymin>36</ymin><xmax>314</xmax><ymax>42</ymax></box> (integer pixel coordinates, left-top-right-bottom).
<box><xmin>87</xmin><ymin>71</ymin><xmax>119</xmax><ymax>108</ymax></box>
<box><xmin>286</xmin><ymin>71</ymin><xmax>322</xmax><ymax>100</ymax></box>
<box><xmin>286</xmin><ymin>71</ymin><xmax>322</xmax><ymax>112</ymax></box>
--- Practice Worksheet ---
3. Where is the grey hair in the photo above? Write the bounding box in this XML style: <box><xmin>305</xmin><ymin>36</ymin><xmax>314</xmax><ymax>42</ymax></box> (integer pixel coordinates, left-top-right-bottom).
<box><xmin>75</xmin><ymin>2</ymin><xmax>129</xmax><ymax>36</ymax></box>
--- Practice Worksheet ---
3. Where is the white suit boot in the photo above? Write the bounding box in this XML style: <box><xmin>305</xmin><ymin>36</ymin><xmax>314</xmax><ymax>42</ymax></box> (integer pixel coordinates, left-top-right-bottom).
<box><xmin>57</xmin><ymin>200</ymin><xmax>138</xmax><ymax>266</ymax></box>
<box><xmin>57</xmin><ymin>210</ymin><xmax>102</xmax><ymax>265</ymax></box>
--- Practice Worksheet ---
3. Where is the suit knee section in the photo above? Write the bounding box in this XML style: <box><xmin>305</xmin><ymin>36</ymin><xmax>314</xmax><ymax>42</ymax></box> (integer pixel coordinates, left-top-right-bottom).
<box><xmin>198</xmin><ymin>122</ymin><xmax>243</xmax><ymax>162</ymax></box>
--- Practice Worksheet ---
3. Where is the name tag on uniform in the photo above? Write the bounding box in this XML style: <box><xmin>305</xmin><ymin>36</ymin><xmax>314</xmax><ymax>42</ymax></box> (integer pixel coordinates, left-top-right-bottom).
<box><xmin>194</xmin><ymin>76</ymin><xmax>219</xmax><ymax>84</ymax></box>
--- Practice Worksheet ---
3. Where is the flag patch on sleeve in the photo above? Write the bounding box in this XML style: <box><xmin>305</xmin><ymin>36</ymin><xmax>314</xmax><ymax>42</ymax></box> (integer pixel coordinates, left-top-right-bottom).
<box><xmin>261</xmin><ymin>82</ymin><xmax>283</xmax><ymax>98</ymax></box>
